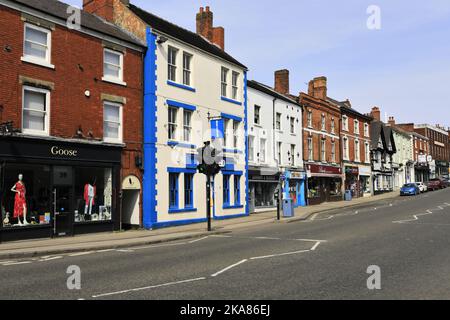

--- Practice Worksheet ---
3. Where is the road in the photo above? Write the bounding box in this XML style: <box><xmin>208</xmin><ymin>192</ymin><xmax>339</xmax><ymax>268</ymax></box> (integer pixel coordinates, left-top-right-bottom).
<box><xmin>2</xmin><ymin>188</ymin><xmax>450</xmax><ymax>300</ymax></box>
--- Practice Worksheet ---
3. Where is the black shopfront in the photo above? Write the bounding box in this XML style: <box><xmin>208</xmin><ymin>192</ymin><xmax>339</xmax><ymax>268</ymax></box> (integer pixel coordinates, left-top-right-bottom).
<box><xmin>0</xmin><ymin>136</ymin><xmax>121</xmax><ymax>243</ymax></box>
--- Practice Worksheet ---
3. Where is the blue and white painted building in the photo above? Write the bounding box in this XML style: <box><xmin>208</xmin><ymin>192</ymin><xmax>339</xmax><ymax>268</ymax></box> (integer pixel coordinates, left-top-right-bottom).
<box><xmin>109</xmin><ymin>3</ymin><xmax>248</xmax><ymax>228</ymax></box>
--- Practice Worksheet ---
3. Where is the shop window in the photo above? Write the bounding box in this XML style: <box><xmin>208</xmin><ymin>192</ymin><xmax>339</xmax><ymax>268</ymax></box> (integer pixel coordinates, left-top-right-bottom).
<box><xmin>184</xmin><ymin>173</ymin><xmax>194</xmax><ymax>208</ymax></box>
<box><xmin>74</xmin><ymin>167</ymin><xmax>112</xmax><ymax>222</ymax></box>
<box><xmin>223</xmin><ymin>175</ymin><xmax>230</xmax><ymax>206</ymax></box>
<box><xmin>307</xmin><ymin>178</ymin><xmax>320</xmax><ymax>199</ymax></box>
<box><xmin>169</xmin><ymin>173</ymin><xmax>179</xmax><ymax>209</ymax></box>
<box><xmin>234</xmin><ymin>175</ymin><xmax>241</xmax><ymax>205</ymax></box>
<box><xmin>330</xmin><ymin>179</ymin><xmax>342</xmax><ymax>196</ymax></box>
<box><xmin>22</xmin><ymin>86</ymin><xmax>50</xmax><ymax>136</ymax></box>
<box><xmin>254</xmin><ymin>182</ymin><xmax>276</xmax><ymax>207</ymax></box>
<box><xmin>1</xmin><ymin>163</ymin><xmax>52</xmax><ymax>228</ymax></box>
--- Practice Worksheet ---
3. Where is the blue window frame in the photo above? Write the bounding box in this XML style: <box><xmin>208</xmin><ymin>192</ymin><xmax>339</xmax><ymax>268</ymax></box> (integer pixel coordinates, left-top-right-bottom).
<box><xmin>184</xmin><ymin>173</ymin><xmax>194</xmax><ymax>208</ymax></box>
<box><xmin>169</xmin><ymin>173</ymin><xmax>179</xmax><ymax>209</ymax></box>
<box><xmin>234</xmin><ymin>175</ymin><xmax>241</xmax><ymax>205</ymax></box>
<box><xmin>223</xmin><ymin>175</ymin><xmax>230</xmax><ymax>206</ymax></box>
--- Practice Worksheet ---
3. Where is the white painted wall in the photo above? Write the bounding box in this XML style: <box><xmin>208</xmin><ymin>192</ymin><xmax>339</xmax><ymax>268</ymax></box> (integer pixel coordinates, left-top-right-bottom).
<box><xmin>153</xmin><ymin>33</ymin><xmax>247</xmax><ymax>224</ymax></box>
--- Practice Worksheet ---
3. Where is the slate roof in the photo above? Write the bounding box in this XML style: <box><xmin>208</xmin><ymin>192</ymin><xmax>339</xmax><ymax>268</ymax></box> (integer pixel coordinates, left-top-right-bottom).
<box><xmin>371</xmin><ymin>120</ymin><xmax>396</xmax><ymax>153</ymax></box>
<box><xmin>11</xmin><ymin>0</ymin><xmax>145</xmax><ymax>47</ymax></box>
<box><xmin>327</xmin><ymin>98</ymin><xmax>373</xmax><ymax>121</ymax></box>
<box><xmin>128</xmin><ymin>3</ymin><xmax>247</xmax><ymax>69</ymax></box>
<box><xmin>248</xmin><ymin>80</ymin><xmax>300</xmax><ymax>106</ymax></box>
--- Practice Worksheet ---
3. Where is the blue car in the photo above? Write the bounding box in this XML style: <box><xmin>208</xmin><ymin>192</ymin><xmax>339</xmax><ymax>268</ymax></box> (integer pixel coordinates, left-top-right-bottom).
<box><xmin>400</xmin><ymin>183</ymin><xmax>420</xmax><ymax>196</ymax></box>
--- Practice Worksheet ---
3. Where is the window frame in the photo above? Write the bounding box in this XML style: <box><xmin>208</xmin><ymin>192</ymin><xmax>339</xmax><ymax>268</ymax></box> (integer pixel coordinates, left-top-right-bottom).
<box><xmin>182</xmin><ymin>52</ymin><xmax>192</xmax><ymax>86</ymax></box>
<box><xmin>308</xmin><ymin>137</ymin><xmax>313</xmax><ymax>161</ymax></box>
<box><xmin>184</xmin><ymin>173</ymin><xmax>194</xmax><ymax>209</ymax></box>
<box><xmin>103</xmin><ymin>48</ymin><xmax>125</xmax><ymax>85</ymax></box>
<box><xmin>355</xmin><ymin>139</ymin><xmax>360</xmax><ymax>162</ymax></box>
<box><xmin>254</xmin><ymin>105</ymin><xmax>261</xmax><ymax>125</ymax></box>
<box><xmin>291</xmin><ymin>144</ymin><xmax>296</xmax><ymax>166</ymax></box>
<box><xmin>290</xmin><ymin>117</ymin><xmax>296</xmax><ymax>134</ymax></box>
<box><xmin>169</xmin><ymin>172</ymin><xmax>179</xmax><ymax>209</ymax></box>
<box><xmin>168</xmin><ymin>106</ymin><xmax>178</xmax><ymax>141</ymax></box>
<box><xmin>221</xmin><ymin>67</ymin><xmax>229</xmax><ymax>97</ymax></box>
<box><xmin>276</xmin><ymin>112</ymin><xmax>282</xmax><ymax>131</ymax></box>
<box><xmin>168</xmin><ymin>46</ymin><xmax>178</xmax><ymax>82</ymax></box>
<box><xmin>22</xmin><ymin>85</ymin><xmax>51</xmax><ymax>136</ymax></box>
<box><xmin>354</xmin><ymin>120</ymin><xmax>360</xmax><ymax>135</ymax></box>
<box><xmin>223</xmin><ymin>174</ymin><xmax>230</xmax><ymax>206</ymax></box>
<box><xmin>307</xmin><ymin>111</ymin><xmax>313</xmax><ymax>128</ymax></box>
<box><xmin>248</xmin><ymin>136</ymin><xmax>255</xmax><ymax>162</ymax></box>
<box><xmin>103</xmin><ymin>101</ymin><xmax>123</xmax><ymax>143</ymax></box>
<box><xmin>321</xmin><ymin>115</ymin><xmax>326</xmax><ymax>131</ymax></box>
<box><xmin>343</xmin><ymin>115</ymin><xmax>349</xmax><ymax>131</ymax></box>
<box><xmin>234</xmin><ymin>175</ymin><xmax>241</xmax><ymax>205</ymax></box>
<box><xmin>232</xmin><ymin>71</ymin><xmax>239</xmax><ymax>100</ymax></box>
<box><xmin>321</xmin><ymin>139</ymin><xmax>326</xmax><ymax>162</ymax></box>
<box><xmin>22</xmin><ymin>23</ymin><xmax>53</xmax><ymax>68</ymax></box>
<box><xmin>259</xmin><ymin>138</ymin><xmax>266</xmax><ymax>163</ymax></box>
<box><xmin>331</xmin><ymin>141</ymin><xmax>336</xmax><ymax>163</ymax></box>
<box><xmin>233</xmin><ymin>121</ymin><xmax>239</xmax><ymax>148</ymax></box>
<box><xmin>183</xmin><ymin>109</ymin><xmax>192</xmax><ymax>142</ymax></box>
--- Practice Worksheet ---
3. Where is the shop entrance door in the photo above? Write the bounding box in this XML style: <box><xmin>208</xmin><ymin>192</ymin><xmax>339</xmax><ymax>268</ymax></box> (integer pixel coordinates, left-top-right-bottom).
<box><xmin>54</xmin><ymin>186</ymin><xmax>73</xmax><ymax>237</ymax></box>
<box><xmin>321</xmin><ymin>178</ymin><xmax>328</xmax><ymax>203</ymax></box>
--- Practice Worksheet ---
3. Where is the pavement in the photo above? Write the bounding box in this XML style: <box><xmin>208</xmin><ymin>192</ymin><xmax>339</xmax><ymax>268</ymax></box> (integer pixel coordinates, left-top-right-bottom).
<box><xmin>1</xmin><ymin>188</ymin><xmax>449</xmax><ymax>300</ymax></box>
<box><xmin>0</xmin><ymin>191</ymin><xmax>401</xmax><ymax>259</ymax></box>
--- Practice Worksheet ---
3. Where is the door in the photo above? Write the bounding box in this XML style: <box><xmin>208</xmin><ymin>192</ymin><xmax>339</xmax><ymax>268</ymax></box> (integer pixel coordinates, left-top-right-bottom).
<box><xmin>321</xmin><ymin>179</ymin><xmax>328</xmax><ymax>203</ymax></box>
<box><xmin>54</xmin><ymin>186</ymin><xmax>73</xmax><ymax>237</ymax></box>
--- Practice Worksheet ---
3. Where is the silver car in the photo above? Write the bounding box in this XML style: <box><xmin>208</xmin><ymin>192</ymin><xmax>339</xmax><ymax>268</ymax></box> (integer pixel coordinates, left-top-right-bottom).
<box><xmin>415</xmin><ymin>182</ymin><xmax>428</xmax><ymax>193</ymax></box>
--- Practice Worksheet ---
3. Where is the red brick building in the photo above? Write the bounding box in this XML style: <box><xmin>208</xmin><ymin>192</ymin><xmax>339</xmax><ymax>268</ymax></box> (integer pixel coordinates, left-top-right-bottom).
<box><xmin>300</xmin><ymin>77</ymin><xmax>343</xmax><ymax>205</ymax></box>
<box><xmin>0</xmin><ymin>0</ymin><xmax>145</xmax><ymax>242</ymax></box>
<box><xmin>328</xmin><ymin>99</ymin><xmax>373</xmax><ymax>198</ymax></box>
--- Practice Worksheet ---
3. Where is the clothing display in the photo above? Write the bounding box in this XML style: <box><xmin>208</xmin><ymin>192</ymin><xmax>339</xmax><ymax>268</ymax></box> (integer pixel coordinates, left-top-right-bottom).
<box><xmin>84</xmin><ymin>183</ymin><xmax>96</xmax><ymax>215</ymax></box>
<box><xmin>13</xmin><ymin>182</ymin><xmax>26</xmax><ymax>218</ymax></box>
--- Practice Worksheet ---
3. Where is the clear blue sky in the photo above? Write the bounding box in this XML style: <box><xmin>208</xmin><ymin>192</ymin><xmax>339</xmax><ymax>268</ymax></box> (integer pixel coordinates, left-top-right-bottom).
<box><xmin>65</xmin><ymin>0</ymin><xmax>450</xmax><ymax>127</ymax></box>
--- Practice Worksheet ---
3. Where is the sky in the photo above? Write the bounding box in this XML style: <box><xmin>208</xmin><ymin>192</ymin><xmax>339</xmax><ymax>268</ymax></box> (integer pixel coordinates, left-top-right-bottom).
<box><xmin>65</xmin><ymin>0</ymin><xmax>450</xmax><ymax>127</ymax></box>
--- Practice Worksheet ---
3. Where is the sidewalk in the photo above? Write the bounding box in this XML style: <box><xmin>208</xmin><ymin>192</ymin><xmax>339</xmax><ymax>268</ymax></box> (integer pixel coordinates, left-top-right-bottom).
<box><xmin>0</xmin><ymin>191</ymin><xmax>400</xmax><ymax>259</ymax></box>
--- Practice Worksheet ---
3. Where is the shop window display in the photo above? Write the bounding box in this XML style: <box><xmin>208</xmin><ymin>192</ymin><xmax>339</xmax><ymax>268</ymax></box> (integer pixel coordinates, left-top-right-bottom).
<box><xmin>307</xmin><ymin>178</ymin><xmax>320</xmax><ymax>199</ymax></box>
<box><xmin>254</xmin><ymin>183</ymin><xmax>276</xmax><ymax>207</ymax></box>
<box><xmin>1</xmin><ymin>164</ymin><xmax>51</xmax><ymax>228</ymax></box>
<box><xmin>330</xmin><ymin>179</ymin><xmax>342</xmax><ymax>196</ymax></box>
<box><xmin>74</xmin><ymin>167</ymin><xmax>112</xmax><ymax>222</ymax></box>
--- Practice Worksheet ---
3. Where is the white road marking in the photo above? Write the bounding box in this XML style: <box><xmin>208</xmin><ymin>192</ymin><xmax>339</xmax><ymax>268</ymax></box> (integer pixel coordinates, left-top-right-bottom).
<box><xmin>188</xmin><ymin>236</ymin><xmax>209</xmax><ymax>244</ymax></box>
<box><xmin>393</xmin><ymin>204</ymin><xmax>450</xmax><ymax>224</ymax></box>
<box><xmin>310</xmin><ymin>241</ymin><xmax>322</xmax><ymax>251</ymax></box>
<box><xmin>132</xmin><ymin>242</ymin><xmax>188</xmax><ymax>250</ymax></box>
<box><xmin>210</xmin><ymin>235</ymin><xmax>232</xmax><ymax>238</ymax></box>
<box><xmin>295</xmin><ymin>239</ymin><xmax>327</xmax><ymax>243</ymax></box>
<box><xmin>96</xmin><ymin>249</ymin><xmax>115</xmax><ymax>253</ymax></box>
<box><xmin>39</xmin><ymin>256</ymin><xmax>63</xmax><ymax>262</ymax></box>
<box><xmin>254</xmin><ymin>237</ymin><xmax>281</xmax><ymax>240</ymax></box>
<box><xmin>92</xmin><ymin>277</ymin><xmax>207</xmax><ymax>298</ymax></box>
<box><xmin>2</xmin><ymin>261</ymin><xmax>32</xmax><ymax>266</ymax></box>
<box><xmin>69</xmin><ymin>252</ymin><xmax>94</xmax><ymax>257</ymax></box>
<box><xmin>116</xmin><ymin>249</ymin><xmax>135</xmax><ymax>253</ymax></box>
<box><xmin>250</xmin><ymin>250</ymin><xmax>310</xmax><ymax>260</ymax></box>
<box><xmin>211</xmin><ymin>259</ymin><xmax>248</xmax><ymax>277</ymax></box>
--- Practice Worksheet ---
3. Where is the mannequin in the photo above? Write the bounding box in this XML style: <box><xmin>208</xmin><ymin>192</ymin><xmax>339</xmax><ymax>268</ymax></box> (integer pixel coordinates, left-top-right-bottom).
<box><xmin>84</xmin><ymin>177</ymin><xmax>97</xmax><ymax>217</ymax></box>
<box><xmin>11</xmin><ymin>174</ymin><xmax>29</xmax><ymax>226</ymax></box>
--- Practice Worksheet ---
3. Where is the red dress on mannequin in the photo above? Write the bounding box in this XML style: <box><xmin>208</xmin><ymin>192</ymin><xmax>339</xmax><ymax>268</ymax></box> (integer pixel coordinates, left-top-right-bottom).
<box><xmin>13</xmin><ymin>182</ymin><xmax>26</xmax><ymax>218</ymax></box>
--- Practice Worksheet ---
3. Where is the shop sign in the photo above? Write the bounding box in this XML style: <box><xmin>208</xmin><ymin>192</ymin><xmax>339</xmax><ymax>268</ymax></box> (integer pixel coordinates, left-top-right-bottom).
<box><xmin>290</xmin><ymin>171</ymin><xmax>306</xmax><ymax>180</ymax></box>
<box><xmin>345</xmin><ymin>167</ymin><xmax>359</xmax><ymax>175</ymax></box>
<box><xmin>418</xmin><ymin>154</ymin><xmax>427</xmax><ymax>164</ymax></box>
<box><xmin>308</xmin><ymin>164</ymin><xmax>342</xmax><ymax>175</ymax></box>
<box><xmin>51</xmin><ymin>146</ymin><xmax>78</xmax><ymax>157</ymax></box>
<box><xmin>359</xmin><ymin>166</ymin><xmax>372</xmax><ymax>176</ymax></box>
<box><xmin>122</xmin><ymin>175</ymin><xmax>141</xmax><ymax>190</ymax></box>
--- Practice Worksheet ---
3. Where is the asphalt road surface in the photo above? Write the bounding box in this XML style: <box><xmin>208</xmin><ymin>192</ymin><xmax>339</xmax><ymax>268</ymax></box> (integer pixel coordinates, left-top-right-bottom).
<box><xmin>2</xmin><ymin>188</ymin><xmax>450</xmax><ymax>300</ymax></box>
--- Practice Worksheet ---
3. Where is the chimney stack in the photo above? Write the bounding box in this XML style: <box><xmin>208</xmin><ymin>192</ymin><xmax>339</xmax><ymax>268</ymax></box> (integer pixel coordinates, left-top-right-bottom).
<box><xmin>274</xmin><ymin>69</ymin><xmax>290</xmax><ymax>95</ymax></box>
<box><xmin>196</xmin><ymin>6</ymin><xmax>225</xmax><ymax>50</ymax></box>
<box><xmin>83</xmin><ymin>0</ymin><xmax>114</xmax><ymax>22</ymax></box>
<box><xmin>308</xmin><ymin>77</ymin><xmax>328</xmax><ymax>100</ymax></box>
<box><xmin>388</xmin><ymin>116</ymin><xmax>396</xmax><ymax>127</ymax></box>
<box><xmin>370</xmin><ymin>107</ymin><xmax>381</xmax><ymax>121</ymax></box>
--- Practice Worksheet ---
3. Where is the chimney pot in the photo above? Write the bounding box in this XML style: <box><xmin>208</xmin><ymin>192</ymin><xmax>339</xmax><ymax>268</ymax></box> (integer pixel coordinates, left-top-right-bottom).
<box><xmin>274</xmin><ymin>69</ymin><xmax>290</xmax><ymax>95</ymax></box>
<box><xmin>196</xmin><ymin>6</ymin><xmax>225</xmax><ymax>50</ymax></box>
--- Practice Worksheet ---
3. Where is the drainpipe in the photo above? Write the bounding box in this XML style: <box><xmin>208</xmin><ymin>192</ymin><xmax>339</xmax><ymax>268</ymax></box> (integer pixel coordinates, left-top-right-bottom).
<box><xmin>273</xmin><ymin>97</ymin><xmax>282</xmax><ymax>219</ymax></box>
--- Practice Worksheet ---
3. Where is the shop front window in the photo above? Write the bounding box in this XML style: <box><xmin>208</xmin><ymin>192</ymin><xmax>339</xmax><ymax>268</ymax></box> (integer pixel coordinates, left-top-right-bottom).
<box><xmin>254</xmin><ymin>183</ymin><xmax>276</xmax><ymax>207</ymax></box>
<box><xmin>1</xmin><ymin>163</ymin><xmax>51</xmax><ymax>228</ymax></box>
<box><xmin>330</xmin><ymin>179</ymin><xmax>342</xmax><ymax>196</ymax></box>
<box><xmin>308</xmin><ymin>178</ymin><xmax>320</xmax><ymax>199</ymax></box>
<box><xmin>74</xmin><ymin>167</ymin><xmax>112</xmax><ymax>223</ymax></box>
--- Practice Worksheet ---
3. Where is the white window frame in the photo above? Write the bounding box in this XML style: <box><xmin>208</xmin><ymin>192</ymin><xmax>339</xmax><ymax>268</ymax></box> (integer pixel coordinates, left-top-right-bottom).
<box><xmin>103</xmin><ymin>101</ymin><xmax>123</xmax><ymax>143</ymax></box>
<box><xmin>254</xmin><ymin>105</ymin><xmax>261</xmax><ymax>125</ymax></box>
<box><xmin>307</xmin><ymin>111</ymin><xmax>313</xmax><ymax>128</ymax></box>
<box><xmin>331</xmin><ymin>119</ymin><xmax>335</xmax><ymax>134</ymax></box>
<box><xmin>277</xmin><ymin>142</ymin><xmax>282</xmax><ymax>164</ymax></box>
<box><xmin>364</xmin><ymin>123</ymin><xmax>369</xmax><ymax>137</ymax></box>
<box><xmin>343</xmin><ymin>137</ymin><xmax>349</xmax><ymax>160</ymax></box>
<box><xmin>248</xmin><ymin>135</ymin><xmax>255</xmax><ymax>162</ymax></box>
<box><xmin>221</xmin><ymin>67</ymin><xmax>229</xmax><ymax>97</ymax></box>
<box><xmin>276</xmin><ymin>112</ymin><xmax>282</xmax><ymax>131</ymax></box>
<box><xmin>343</xmin><ymin>115</ymin><xmax>349</xmax><ymax>131</ymax></box>
<box><xmin>259</xmin><ymin>138</ymin><xmax>266</xmax><ymax>163</ymax></box>
<box><xmin>182</xmin><ymin>52</ymin><xmax>192</xmax><ymax>87</ymax></box>
<box><xmin>354</xmin><ymin>120</ymin><xmax>360</xmax><ymax>135</ymax></box>
<box><xmin>232</xmin><ymin>71</ymin><xmax>239</xmax><ymax>100</ymax></box>
<box><xmin>308</xmin><ymin>137</ymin><xmax>313</xmax><ymax>161</ymax></box>
<box><xmin>168</xmin><ymin>46</ymin><xmax>178</xmax><ymax>82</ymax></box>
<box><xmin>291</xmin><ymin>144</ymin><xmax>296</xmax><ymax>166</ymax></box>
<box><xmin>331</xmin><ymin>141</ymin><xmax>336</xmax><ymax>163</ymax></box>
<box><xmin>233</xmin><ymin>121</ymin><xmax>239</xmax><ymax>148</ymax></box>
<box><xmin>21</xmin><ymin>23</ymin><xmax>54</xmax><ymax>69</ymax></box>
<box><xmin>321</xmin><ymin>115</ymin><xmax>326</xmax><ymax>131</ymax></box>
<box><xmin>355</xmin><ymin>140</ymin><xmax>360</xmax><ymax>162</ymax></box>
<box><xmin>321</xmin><ymin>139</ymin><xmax>326</xmax><ymax>162</ymax></box>
<box><xmin>290</xmin><ymin>117</ymin><xmax>295</xmax><ymax>134</ymax></box>
<box><xmin>22</xmin><ymin>85</ymin><xmax>50</xmax><ymax>136</ymax></box>
<box><xmin>168</xmin><ymin>106</ymin><xmax>178</xmax><ymax>141</ymax></box>
<box><xmin>102</xmin><ymin>48</ymin><xmax>126</xmax><ymax>86</ymax></box>
<box><xmin>365</xmin><ymin>142</ymin><xmax>371</xmax><ymax>163</ymax></box>
<box><xmin>183</xmin><ymin>109</ymin><xmax>192</xmax><ymax>142</ymax></box>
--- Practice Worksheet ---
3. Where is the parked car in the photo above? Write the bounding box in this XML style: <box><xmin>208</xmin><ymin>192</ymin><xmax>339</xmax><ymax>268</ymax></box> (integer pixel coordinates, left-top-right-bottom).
<box><xmin>427</xmin><ymin>178</ymin><xmax>446</xmax><ymax>191</ymax></box>
<box><xmin>443</xmin><ymin>179</ymin><xmax>450</xmax><ymax>188</ymax></box>
<box><xmin>400</xmin><ymin>183</ymin><xmax>420</xmax><ymax>196</ymax></box>
<box><xmin>415</xmin><ymin>182</ymin><xmax>428</xmax><ymax>193</ymax></box>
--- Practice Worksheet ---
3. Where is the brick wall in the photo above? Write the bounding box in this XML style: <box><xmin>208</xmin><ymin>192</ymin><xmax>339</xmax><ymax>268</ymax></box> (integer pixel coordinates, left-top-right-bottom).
<box><xmin>0</xmin><ymin>5</ymin><xmax>144</xmax><ymax>220</ymax></box>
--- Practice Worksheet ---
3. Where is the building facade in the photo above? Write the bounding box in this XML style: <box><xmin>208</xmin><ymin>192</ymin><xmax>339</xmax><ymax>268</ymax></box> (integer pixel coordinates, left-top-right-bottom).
<box><xmin>84</xmin><ymin>1</ymin><xmax>249</xmax><ymax>228</ymax></box>
<box><xmin>247</xmin><ymin>71</ymin><xmax>305</xmax><ymax>213</ymax></box>
<box><xmin>413</xmin><ymin>124</ymin><xmax>449</xmax><ymax>180</ymax></box>
<box><xmin>330</xmin><ymin>99</ymin><xmax>372</xmax><ymax>198</ymax></box>
<box><xmin>300</xmin><ymin>77</ymin><xmax>343</xmax><ymax>205</ymax></box>
<box><xmin>369</xmin><ymin>108</ymin><xmax>396</xmax><ymax>194</ymax></box>
<box><xmin>0</xmin><ymin>0</ymin><xmax>145</xmax><ymax>242</ymax></box>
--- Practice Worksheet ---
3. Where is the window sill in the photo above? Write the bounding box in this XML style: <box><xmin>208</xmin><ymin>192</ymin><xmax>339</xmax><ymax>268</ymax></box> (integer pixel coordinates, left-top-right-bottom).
<box><xmin>22</xmin><ymin>129</ymin><xmax>50</xmax><ymax>137</ymax></box>
<box><xmin>167</xmin><ymin>141</ymin><xmax>196</xmax><ymax>149</ymax></box>
<box><xmin>21</xmin><ymin>56</ymin><xmax>55</xmax><ymax>70</ymax></box>
<box><xmin>102</xmin><ymin>77</ymin><xmax>127</xmax><ymax>87</ymax></box>
<box><xmin>223</xmin><ymin>204</ymin><xmax>244</xmax><ymax>210</ymax></box>
<box><xmin>221</xmin><ymin>96</ymin><xmax>242</xmax><ymax>106</ymax></box>
<box><xmin>103</xmin><ymin>138</ymin><xmax>123</xmax><ymax>144</ymax></box>
<box><xmin>169</xmin><ymin>208</ymin><xmax>197</xmax><ymax>214</ymax></box>
<box><xmin>167</xmin><ymin>80</ymin><xmax>196</xmax><ymax>92</ymax></box>
<box><xmin>223</xmin><ymin>148</ymin><xmax>244</xmax><ymax>154</ymax></box>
